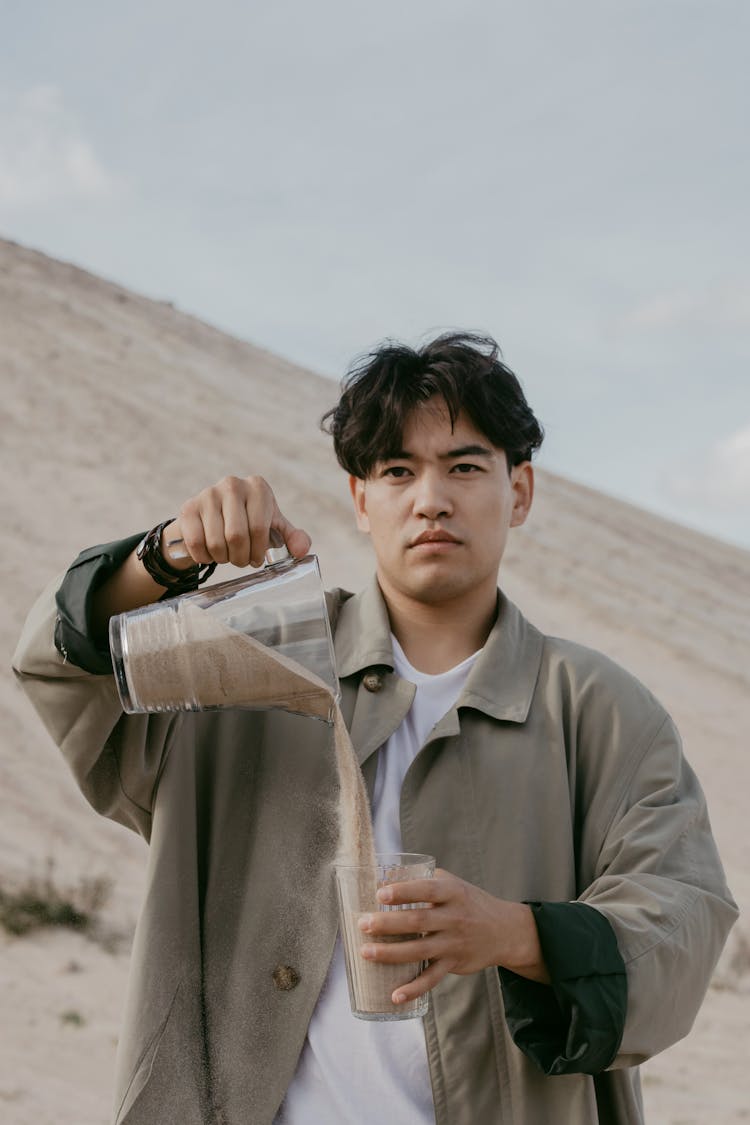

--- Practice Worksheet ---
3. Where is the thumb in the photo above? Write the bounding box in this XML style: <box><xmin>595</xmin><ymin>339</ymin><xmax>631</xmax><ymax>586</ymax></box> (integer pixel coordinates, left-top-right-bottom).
<box><xmin>272</xmin><ymin>511</ymin><xmax>312</xmax><ymax>559</ymax></box>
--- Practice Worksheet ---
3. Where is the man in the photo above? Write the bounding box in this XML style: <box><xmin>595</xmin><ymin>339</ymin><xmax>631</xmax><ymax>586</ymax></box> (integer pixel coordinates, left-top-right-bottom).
<box><xmin>13</xmin><ymin>331</ymin><xmax>737</xmax><ymax>1124</ymax></box>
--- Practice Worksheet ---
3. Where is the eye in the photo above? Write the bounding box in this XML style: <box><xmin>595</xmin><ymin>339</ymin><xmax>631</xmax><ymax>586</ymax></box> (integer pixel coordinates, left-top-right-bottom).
<box><xmin>451</xmin><ymin>463</ymin><xmax>482</xmax><ymax>473</ymax></box>
<box><xmin>382</xmin><ymin>465</ymin><xmax>412</xmax><ymax>479</ymax></box>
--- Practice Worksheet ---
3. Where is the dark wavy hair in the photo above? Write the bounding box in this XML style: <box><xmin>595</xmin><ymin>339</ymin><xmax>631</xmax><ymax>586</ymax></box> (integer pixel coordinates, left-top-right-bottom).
<box><xmin>321</xmin><ymin>331</ymin><xmax>544</xmax><ymax>478</ymax></box>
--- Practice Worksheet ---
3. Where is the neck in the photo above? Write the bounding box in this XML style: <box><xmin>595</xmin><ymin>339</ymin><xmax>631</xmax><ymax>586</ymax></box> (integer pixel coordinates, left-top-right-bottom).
<box><xmin>378</xmin><ymin>576</ymin><xmax>499</xmax><ymax>674</ymax></box>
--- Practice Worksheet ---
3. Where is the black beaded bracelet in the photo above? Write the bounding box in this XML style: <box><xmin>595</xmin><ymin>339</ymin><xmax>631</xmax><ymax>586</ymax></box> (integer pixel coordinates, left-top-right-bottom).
<box><xmin>136</xmin><ymin>518</ymin><xmax>217</xmax><ymax>596</ymax></box>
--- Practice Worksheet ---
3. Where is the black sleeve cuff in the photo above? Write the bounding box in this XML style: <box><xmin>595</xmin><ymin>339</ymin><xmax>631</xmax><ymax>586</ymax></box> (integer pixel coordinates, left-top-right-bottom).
<box><xmin>498</xmin><ymin>901</ymin><xmax>626</xmax><ymax>1076</ymax></box>
<box><xmin>54</xmin><ymin>532</ymin><xmax>145</xmax><ymax>675</ymax></box>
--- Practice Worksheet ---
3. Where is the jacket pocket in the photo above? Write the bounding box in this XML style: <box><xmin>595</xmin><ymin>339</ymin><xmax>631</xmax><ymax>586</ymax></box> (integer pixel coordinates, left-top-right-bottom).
<box><xmin>114</xmin><ymin>980</ymin><xmax>182</xmax><ymax>1124</ymax></box>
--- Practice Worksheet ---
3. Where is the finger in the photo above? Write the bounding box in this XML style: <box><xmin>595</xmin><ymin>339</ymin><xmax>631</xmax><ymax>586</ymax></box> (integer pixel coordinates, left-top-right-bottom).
<box><xmin>199</xmin><ymin>497</ymin><xmax>230</xmax><ymax>564</ymax></box>
<box><xmin>272</xmin><ymin>508</ymin><xmax>312</xmax><ymax>559</ymax></box>
<box><xmin>222</xmin><ymin>489</ymin><xmax>252</xmax><ymax>567</ymax></box>
<box><xmin>391</xmin><ymin>960</ymin><xmax>448</xmax><ymax>1005</ymax></box>
<box><xmin>178</xmin><ymin>507</ymin><xmax>212</xmax><ymax>566</ymax></box>
<box><xmin>358</xmin><ymin>908</ymin><xmax>439</xmax><ymax>938</ymax></box>
<box><xmin>360</xmin><ymin>937</ymin><xmax>433</xmax><ymax>965</ymax></box>
<box><xmin>245</xmin><ymin>493</ymin><xmax>276</xmax><ymax>568</ymax></box>
<box><xmin>376</xmin><ymin>878</ymin><xmax>445</xmax><ymax>907</ymax></box>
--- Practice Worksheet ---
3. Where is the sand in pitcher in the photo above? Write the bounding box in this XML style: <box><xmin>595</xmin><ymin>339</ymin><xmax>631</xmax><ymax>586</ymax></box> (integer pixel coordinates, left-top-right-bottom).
<box><xmin>335</xmin><ymin>854</ymin><xmax>435</xmax><ymax>1021</ymax></box>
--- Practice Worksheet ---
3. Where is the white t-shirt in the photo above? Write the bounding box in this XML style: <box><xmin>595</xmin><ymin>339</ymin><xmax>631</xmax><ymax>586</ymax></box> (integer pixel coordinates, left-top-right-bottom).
<box><xmin>275</xmin><ymin>636</ymin><xmax>480</xmax><ymax>1125</ymax></box>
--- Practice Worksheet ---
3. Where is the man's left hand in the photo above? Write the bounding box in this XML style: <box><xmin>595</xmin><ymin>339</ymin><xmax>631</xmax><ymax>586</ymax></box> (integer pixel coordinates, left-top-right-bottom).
<box><xmin>357</xmin><ymin>869</ymin><xmax>550</xmax><ymax>1005</ymax></box>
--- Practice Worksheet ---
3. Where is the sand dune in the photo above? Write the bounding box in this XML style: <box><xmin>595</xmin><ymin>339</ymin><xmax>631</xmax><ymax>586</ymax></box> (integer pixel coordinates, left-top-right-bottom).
<box><xmin>1</xmin><ymin>237</ymin><xmax>747</xmax><ymax>1123</ymax></box>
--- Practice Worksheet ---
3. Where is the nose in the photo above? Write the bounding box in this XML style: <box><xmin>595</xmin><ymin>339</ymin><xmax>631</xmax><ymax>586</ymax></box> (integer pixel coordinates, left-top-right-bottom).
<box><xmin>412</xmin><ymin>470</ymin><xmax>453</xmax><ymax>521</ymax></box>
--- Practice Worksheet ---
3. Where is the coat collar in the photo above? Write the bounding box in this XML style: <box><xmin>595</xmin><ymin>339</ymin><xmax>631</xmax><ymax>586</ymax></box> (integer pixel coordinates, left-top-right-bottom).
<box><xmin>334</xmin><ymin>575</ymin><xmax>395</xmax><ymax>678</ymax></box>
<box><xmin>334</xmin><ymin>575</ymin><xmax>544</xmax><ymax>725</ymax></box>
<box><xmin>459</xmin><ymin>590</ymin><xmax>545</xmax><ymax>724</ymax></box>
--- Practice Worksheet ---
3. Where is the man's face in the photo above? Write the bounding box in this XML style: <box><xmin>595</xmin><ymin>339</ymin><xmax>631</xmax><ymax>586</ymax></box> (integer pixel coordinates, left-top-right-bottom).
<box><xmin>349</xmin><ymin>397</ymin><xmax>533</xmax><ymax>610</ymax></box>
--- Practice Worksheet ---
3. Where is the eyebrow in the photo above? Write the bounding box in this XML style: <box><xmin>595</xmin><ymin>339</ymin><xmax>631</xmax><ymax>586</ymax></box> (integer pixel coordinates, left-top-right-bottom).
<box><xmin>386</xmin><ymin>444</ymin><xmax>495</xmax><ymax>461</ymax></box>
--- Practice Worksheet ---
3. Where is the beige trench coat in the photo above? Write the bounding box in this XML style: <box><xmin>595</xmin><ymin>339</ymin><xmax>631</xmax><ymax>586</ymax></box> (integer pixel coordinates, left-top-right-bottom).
<box><xmin>13</xmin><ymin>575</ymin><xmax>737</xmax><ymax>1125</ymax></box>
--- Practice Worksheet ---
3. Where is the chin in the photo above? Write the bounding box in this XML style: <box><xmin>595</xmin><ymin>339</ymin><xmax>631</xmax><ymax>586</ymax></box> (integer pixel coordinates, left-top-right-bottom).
<box><xmin>401</xmin><ymin>573</ymin><xmax>477</xmax><ymax>605</ymax></box>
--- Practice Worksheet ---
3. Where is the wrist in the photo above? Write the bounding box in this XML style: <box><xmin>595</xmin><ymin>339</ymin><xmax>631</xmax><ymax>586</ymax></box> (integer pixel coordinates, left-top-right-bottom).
<box><xmin>495</xmin><ymin>901</ymin><xmax>550</xmax><ymax>984</ymax></box>
<box><xmin>136</xmin><ymin>519</ymin><xmax>216</xmax><ymax>595</ymax></box>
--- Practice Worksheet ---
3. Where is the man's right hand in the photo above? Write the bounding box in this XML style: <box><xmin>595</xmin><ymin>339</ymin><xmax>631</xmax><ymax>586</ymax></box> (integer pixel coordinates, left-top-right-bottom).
<box><xmin>169</xmin><ymin>475</ymin><xmax>311</xmax><ymax>569</ymax></box>
<box><xmin>91</xmin><ymin>476</ymin><xmax>310</xmax><ymax>638</ymax></box>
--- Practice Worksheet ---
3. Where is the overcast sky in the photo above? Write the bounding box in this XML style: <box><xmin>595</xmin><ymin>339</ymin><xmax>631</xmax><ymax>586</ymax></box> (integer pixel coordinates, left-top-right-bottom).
<box><xmin>2</xmin><ymin>0</ymin><xmax>748</xmax><ymax>548</ymax></box>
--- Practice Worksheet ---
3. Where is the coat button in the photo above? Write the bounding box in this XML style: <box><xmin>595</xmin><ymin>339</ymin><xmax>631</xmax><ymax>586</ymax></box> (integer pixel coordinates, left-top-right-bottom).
<box><xmin>363</xmin><ymin>671</ymin><xmax>383</xmax><ymax>693</ymax></box>
<box><xmin>272</xmin><ymin>965</ymin><xmax>300</xmax><ymax>991</ymax></box>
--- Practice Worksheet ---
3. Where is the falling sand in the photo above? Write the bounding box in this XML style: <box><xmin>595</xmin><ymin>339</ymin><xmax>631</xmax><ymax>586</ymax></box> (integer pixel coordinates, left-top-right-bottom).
<box><xmin>121</xmin><ymin>599</ymin><xmax>425</xmax><ymax>1017</ymax></box>
<box><xmin>121</xmin><ymin>600</ymin><xmax>374</xmax><ymax>866</ymax></box>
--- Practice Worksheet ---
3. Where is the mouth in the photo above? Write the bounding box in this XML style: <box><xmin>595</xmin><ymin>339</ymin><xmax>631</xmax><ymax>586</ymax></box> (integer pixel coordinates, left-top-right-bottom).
<box><xmin>409</xmin><ymin>530</ymin><xmax>462</xmax><ymax>548</ymax></box>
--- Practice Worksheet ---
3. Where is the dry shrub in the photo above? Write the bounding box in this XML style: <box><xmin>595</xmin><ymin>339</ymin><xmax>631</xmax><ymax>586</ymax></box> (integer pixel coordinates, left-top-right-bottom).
<box><xmin>0</xmin><ymin>859</ymin><xmax>111</xmax><ymax>937</ymax></box>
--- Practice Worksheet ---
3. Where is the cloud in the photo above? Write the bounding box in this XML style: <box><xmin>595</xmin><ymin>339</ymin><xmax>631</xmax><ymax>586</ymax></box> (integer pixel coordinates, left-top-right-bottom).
<box><xmin>0</xmin><ymin>84</ymin><xmax>122</xmax><ymax>210</ymax></box>
<box><xmin>623</xmin><ymin>286</ymin><xmax>750</xmax><ymax>332</ymax></box>
<box><xmin>665</xmin><ymin>424</ymin><xmax>750</xmax><ymax>510</ymax></box>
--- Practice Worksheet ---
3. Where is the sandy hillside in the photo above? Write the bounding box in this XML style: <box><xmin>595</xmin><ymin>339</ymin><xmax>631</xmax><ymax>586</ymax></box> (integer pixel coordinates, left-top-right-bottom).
<box><xmin>0</xmin><ymin>237</ymin><xmax>748</xmax><ymax>1124</ymax></box>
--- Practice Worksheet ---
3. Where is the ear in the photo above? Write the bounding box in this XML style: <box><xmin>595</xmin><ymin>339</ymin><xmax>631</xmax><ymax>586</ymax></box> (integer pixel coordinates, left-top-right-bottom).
<box><xmin>349</xmin><ymin>475</ymin><xmax>371</xmax><ymax>533</ymax></box>
<box><xmin>509</xmin><ymin>462</ymin><xmax>534</xmax><ymax>528</ymax></box>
